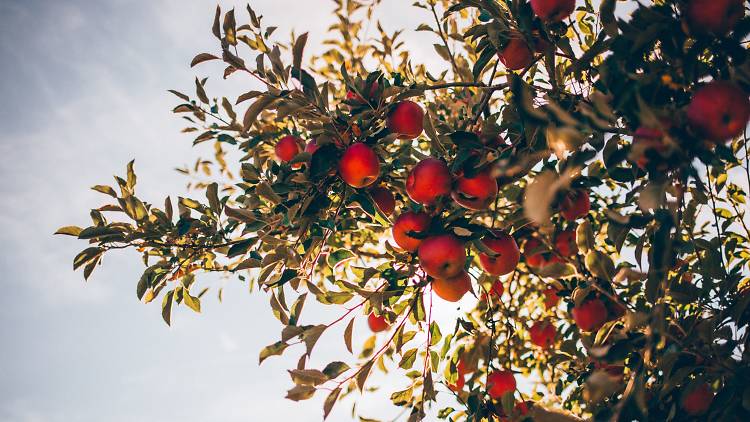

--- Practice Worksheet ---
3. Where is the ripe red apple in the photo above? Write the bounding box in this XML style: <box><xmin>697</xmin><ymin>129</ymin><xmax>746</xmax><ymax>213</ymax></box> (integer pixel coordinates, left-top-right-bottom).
<box><xmin>304</xmin><ymin>139</ymin><xmax>319</xmax><ymax>155</ymax></box>
<box><xmin>529</xmin><ymin>320</ymin><xmax>556</xmax><ymax>348</ymax></box>
<box><xmin>531</xmin><ymin>0</ymin><xmax>576</xmax><ymax>22</ymax></box>
<box><xmin>275</xmin><ymin>135</ymin><xmax>303</xmax><ymax>162</ymax></box>
<box><xmin>387</xmin><ymin>100</ymin><xmax>424</xmax><ymax>139</ymax></box>
<box><xmin>367</xmin><ymin>312</ymin><xmax>389</xmax><ymax>332</ymax></box>
<box><xmin>487</xmin><ymin>370</ymin><xmax>516</xmax><ymax>399</ymax></box>
<box><xmin>479</xmin><ymin>230</ymin><xmax>520</xmax><ymax>276</ymax></box>
<box><xmin>392</xmin><ymin>212</ymin><xmax>431</xmax><ymax>252</ymax></box>
<box><xmin>499</xmin><ymin>36</ymin><xmax>533</xmax><ymax>70</ymax></box>
<box><xmin>418</xmin><ymin>234</ymin><xmax>467</xmax><ymax>279</ymax></box>
<box><xmin>338</xmin><ymin>143</ymin><xmax>380</xmax><ymax>188</ymax></box>
<box><xmin>554</xmin><ymin>229</ymin><xmax>577</xmax><ymax>257</ymax></box>
<box><xmin>370</xmin><ymin>186</ymin><xmax>395</xmax><ymax>216</ymax></box>
<box><xmin>406</xmin><ymin>158</ymin><xmax>452</xmax><ymax>205</ymax></box>
<box><xmin>631</xmin><ymin>126</ymin><xmax>669</xmax><ymax>169</ymax></box>
<box><xmin>543</xmin><ymin>287</ymin><xmax>560</xmax><ymax>309</ymax></box>
<box><xmin>681</xmin><ymin>383</ymin><xmax>714</xmax><ymax>416</ymax></box>
<box><xmin>432</xmin><ymin>271</ymin><xmax>472</xmax><ymax>302</ymax></box>
<box><xmin>560</xmin><ymin>189</ymin><xmax>591</xmax><ymax>221</ymax></box>
<box><xmin>686</xmin><ymin>0</ymin><xmax>744</xmax><ymax>35</ymax></box>
<box><xmin>687</xmin><ymin>81</ymin><xmax>750</xmax><ymax>142</ymax></box>
<box><xmin>524</xmin><ymin>238</ymin><xmax>563</xmax><ymax>268</ymax></box>
<box><xmin>452</xmin><ymin>170</ymin><xmax>498</xmax><ymax>210</ymax></box>
<box><xmin>572</xmin><ymin>298</ymin><xmax>608</xmax><ymax>332</ymax></box>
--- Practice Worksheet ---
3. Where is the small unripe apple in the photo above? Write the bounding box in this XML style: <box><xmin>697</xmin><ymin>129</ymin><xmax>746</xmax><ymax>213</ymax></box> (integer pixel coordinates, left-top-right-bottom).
<box><xmin>681</xmin><ymin>383</ymin><xmax>714</xmax><ymax>416</ymax></box>
<box><xmin>487</xmin><ymin>370</ymin><xmax>516</xmax><ymax>399</ymax></box>
<box><xmin>387</xmin><ymin>100</ymin><xmax>424</xmax><ymax>139</ymax></box>
<box><xmin>687</xmin><ymin>81</ymin><xmax>750</xmax><ymax>143</ymax></box>
<box><xmin>392</xmin><ymin>211</ymin><xmax>431</xmax><ymax>252</ymax></box>
<box><xmin>499</xmin><ymin>37</ymin><xmax>533</xmax><ymax>70</ymax></box>
<box><xmin>338</xmin><ymin>143</ymin><xmax>380</xmax><ymax>188</ymax></box>
<box><xmin>432</xmin><ymin>271</ymin><xmax>472</xmax><ymax>302</ymax></box>
<box><xmin>529</xmin><ymin>320</ymin><xmax>556</xmax><ymax>348</ymax></box>
<box><xmin>367</xmin><ymin>312</ymin><xmax>389</xmax><ymax>332</ymax></box>
<box><xmin>554</xmin><ymin>229</ymin><xmax>577</xmax><ymax>257</ymax></box>
<box><xmin>418</xmin><ymin>234</ymin><xmax>467</xmax><ymax>279</ymax></box>
<box><xmin>686</xmin><ymin>0</ymin><xmax>744</xmax><ymax>35</ymax></box>
<box><xmin>560</xmin><ymin>189</ymin><xmax>591</xmax><ymax>221</ymax></box>
<box><xmin>406</xmin><ymin>158</ymin><xmax>452</xmax><ymax>205</ymax></box>
<box><xmin>478</xmin><ymin>230</ymin><xmax>520</xmax><ymax>276</ymax></box>
<box><xmin>370</xmin><ymin>186</ymin><xmax>395</xmax><ymax>216</ymax></box>
<box><xmin>531</xmin><ymin>0</ymin><xmax>576</xmax><ymax>22</ymax></box>
<box><xmin>275</xmin><ymin>135</ymin><xmax>303</xmax><ymax>162</ymax></box>
<box><xmin>452</xmin><ymin>170</ymin><xmax>498</xmax><ymax>210</ymax></box>
<box><xmin>572</xmin><ymin>298</ymin><xmax>608</xmax><ymax>332</ymax></box>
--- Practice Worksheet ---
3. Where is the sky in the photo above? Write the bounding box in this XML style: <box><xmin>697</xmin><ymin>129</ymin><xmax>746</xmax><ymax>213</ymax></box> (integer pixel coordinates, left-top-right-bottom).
<box><xmin>0</xmin><ymin>1</ymin><xmax>467</xmax><ymax>421</ymax></box>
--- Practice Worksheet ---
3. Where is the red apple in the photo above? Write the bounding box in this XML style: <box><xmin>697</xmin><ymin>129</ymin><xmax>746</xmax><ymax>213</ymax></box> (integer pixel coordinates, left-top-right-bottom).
<box><xmin>367</xmin><ymin>312</ymin><xmax>389</xmax><ymax>332</ymax></box>
<box><xmin>338</xmin><ymin>143</ymin><xmax>380</xmax><ymax>188</ymax></box>
<box><xmin>275</xmin><ymin>135</ymin><xmax>303</xmax><ymax>162</ymax></box>
<box><xmin>370</xmin><ymin>186</ymin><xmax>395</xmax><ymax>216</ymax></box>
<box><xmin>418</xmin><ymin>234</ymin><xmax>467</xmax><ymax>279</ymax></box>
<box><xmin>572</xmin><ymin>298</ymin><xmax>608</xmax><ymax>332</ymax></box>
<box><xmin>524</xmin><ymin>238</ymin><xmax>563</xmax><ymax>268</ymax></box>
<box><xmin>631</xmin><ymin>126</ymin><xmax>669</xmax><ymax>169</ymax></box>
<box><xmin>560</xmin><ymin>189</ymin><xmax>591</xmax><ymax>221</ymax></box>
<box><xmin>406</xmin><ymin>158</ymin><xmax>452</xmax><ymax>205</ymax></box>
<box><xmin>304</xmin><ymin>139</ymin><xmax>319</xmax><ymax>155</ymax></box>
<box><xmin>432</xmin><ymin>271</ymin><xmax>472</xmax><ymax>302</ymax></box>
<box><xmin>686</xmin><ymin>0</ymin><xmax>744</xmax><ymax>35</ymax></box>
<box><xmin>529</xmin><ymin>320</ymin><xmax>556</xmax><ymax>348</ymax></box>
<box><xmin>387</xmin><ymin>100</ymin><xmax>424</xmax><ymax>139</ymax></box>
<box><xmin>554</xmin><ymin>229</ymin><xmax>577</xmax><ymax>257</ymax></box>
<box><xmin>531</xmin><ymin>0</ymin><xmax>576</xmax><ymax>22</ymax></box>
<box><xmin>392</xmin><ymin>212</ymin><xmax>431</xmax><ymax>252</ymax></box>
<box><xmin>687</xmin><ymin>81</ymin><xmax>750</xmax><ymax>142</ymax></box>
<box><xmin>452</xmin><ymin>170</ymin><xmax>498</xmax><ymax>210</ymax></box>
<box><xmin>543</xmin><ymin>287</ymin><xmax>561</xmax><ymax>309</ymax></box>
<box><xmin>681</xmin><ymin>383</ymin><xmax>714</xmax><ymax>416</ymax></box>
<box><xmin>499</xmin><ymin>36</ymin><xmax>533</xmax><ymax>70</ymax></box>
<box><xmin>479</xmin><ymin>230</ymin><xmax>520</xmax><ymax>276</ymax></box>
<box><xmin>487</xmin><ymin>370</ymin><xmax>516</xmax><ymax>399</ymax></box>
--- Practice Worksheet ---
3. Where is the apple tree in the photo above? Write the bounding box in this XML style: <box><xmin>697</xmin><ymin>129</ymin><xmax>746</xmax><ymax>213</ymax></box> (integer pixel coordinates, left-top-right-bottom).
<box><xmin>57</xmin><ymin>0</ymin><xmax>750</xmax><ymax>420</ymax></box>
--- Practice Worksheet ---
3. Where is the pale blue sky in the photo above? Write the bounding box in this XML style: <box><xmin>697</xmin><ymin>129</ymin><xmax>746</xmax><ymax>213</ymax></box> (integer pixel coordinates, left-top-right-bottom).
<box><xmin>0</xmin><ymin>1</ymin><xmax>467</xmax><ymax>421</ymax></box>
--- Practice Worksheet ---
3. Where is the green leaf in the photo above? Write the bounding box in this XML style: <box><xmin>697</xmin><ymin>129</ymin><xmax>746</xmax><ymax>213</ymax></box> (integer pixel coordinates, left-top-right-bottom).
<box><xmin>161</xmin><ymin>290</ymin><xmax>174</xmax><ymax>326</ymax></box>
<box><xmin>183</xmin><ymin>289</ymin><xmax>201</xmax><ymax>313</ymax></box>
<box><xmin>292</xmin><ymin>32</ymin><xmax>308</xmax><ymax>70</ymax></box>
<box><xmin>190</xmin><ymin>53</ymin><xmax>220</xmax><ymax>67</ymax></box>
<box><xmin>259</xmin><ymin>341</ymin><xmax>288</xmax><ymax>364</ymax></box>
<box><xmin>206</xmin><ymin>182</ymin><xmax>220</xmax><ymax>213</ymax></box>
<box><xmin>322</xmin><ymin>361</ymin><xmax>350</xmax><ymax>379</ymax></box>
<box><xmin>73</xmin><ymin>247</ymin><xmax>103</xmax><ymax>270</ymax></box>
<box><xmin>399</xmin><ymin>348</ymin><xmax>418</xmax><ymax>369</ymax></box>
<box><xmin>285</xmin><ymin>385</ymin><xmax>316</xmax><ymax>401</ymax></box>
<box><xmin>55</xmin><ymin>226</ymin><xmax>83</xmax><ymax>237</ymax></box>
<box><xmin>326</xmin><ymin>249</ymin><xmax>355</xmax><ymax>269</ymax></box>
<box><xmin>323</xmin><ymin>387</ymin><xmax>341</xmax><ymax>419</ymax></box>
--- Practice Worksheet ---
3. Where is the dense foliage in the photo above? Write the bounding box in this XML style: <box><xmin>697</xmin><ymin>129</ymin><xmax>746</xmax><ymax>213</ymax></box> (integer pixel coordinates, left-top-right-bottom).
<box><xmin>57</xmin><ymin>0</ymin><xmax>750</xmax><ymax>420</ymax></box>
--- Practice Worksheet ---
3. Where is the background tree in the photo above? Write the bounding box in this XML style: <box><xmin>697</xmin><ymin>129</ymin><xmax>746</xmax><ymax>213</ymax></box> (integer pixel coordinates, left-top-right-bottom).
<box><xmin>57</xmin><ymin>0</ymin><xmax>750</xmax><ymax>420</ymax></box>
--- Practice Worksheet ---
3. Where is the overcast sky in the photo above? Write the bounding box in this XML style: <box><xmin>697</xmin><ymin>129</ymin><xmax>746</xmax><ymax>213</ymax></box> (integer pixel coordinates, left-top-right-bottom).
<box><xmin>0</xmin><ymin>1</ymin><xmax>473</xmax><ymax>421</ymax></box>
